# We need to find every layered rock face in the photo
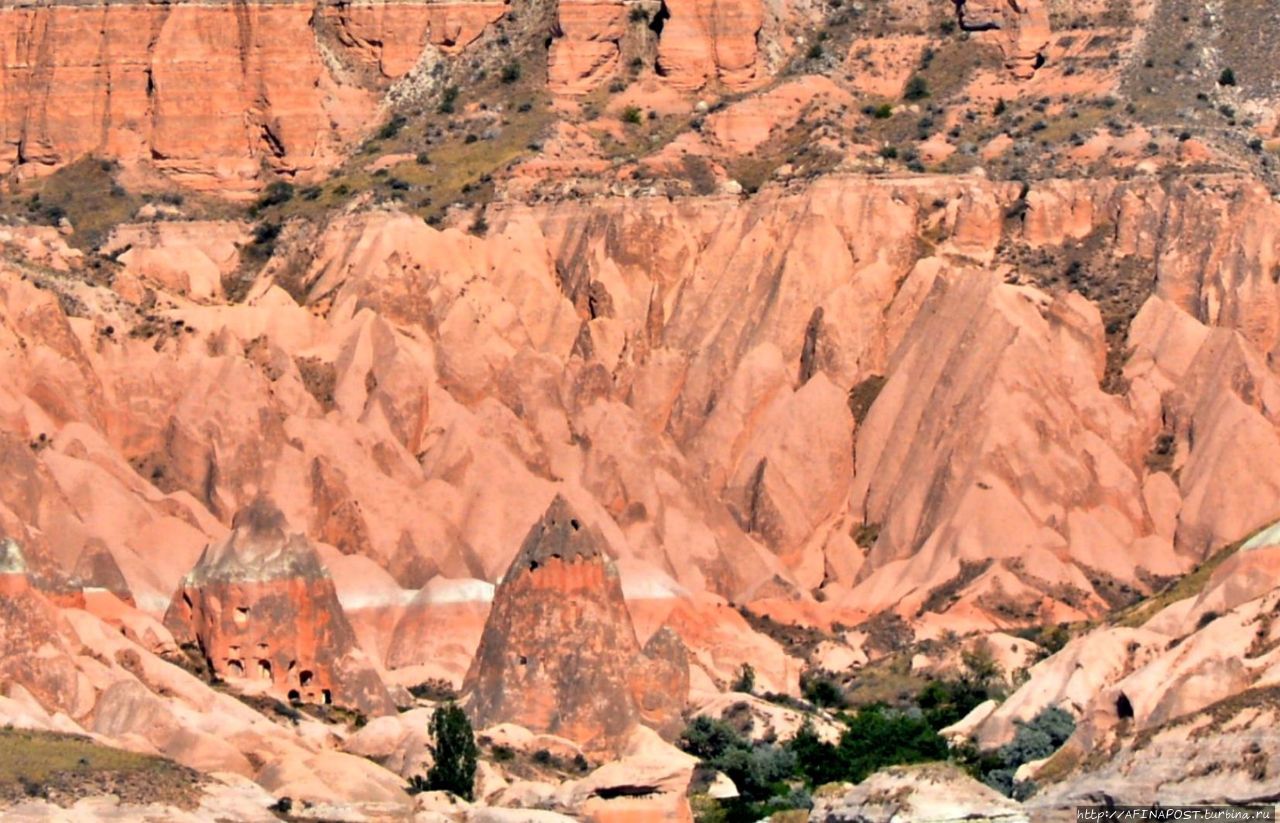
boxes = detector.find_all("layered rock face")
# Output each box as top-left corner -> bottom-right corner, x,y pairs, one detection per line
0,0 -> 509,192
164,498 -> 395,716
548,1 -> 629,95
464,496 -> 689,755
655,0 -> 767,91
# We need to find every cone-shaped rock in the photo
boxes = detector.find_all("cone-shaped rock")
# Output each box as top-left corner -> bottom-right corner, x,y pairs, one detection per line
464,496 -> 687,756
163,497 -> 395,717
0,538 -> 88,715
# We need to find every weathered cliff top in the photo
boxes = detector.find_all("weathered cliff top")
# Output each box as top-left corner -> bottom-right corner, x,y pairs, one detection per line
503,495 -> 609,582
183,498 -> 328,585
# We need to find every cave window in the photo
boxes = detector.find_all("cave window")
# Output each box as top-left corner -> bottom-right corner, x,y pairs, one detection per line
321,689 -> 332,705
570,519 -> 580,531
287,690 -> 300,703
300,670 -> 314,687
257,660 -> 272,681
226,659 -> 245,678
1116,692 -> 1134,720
233,606 -> 249,627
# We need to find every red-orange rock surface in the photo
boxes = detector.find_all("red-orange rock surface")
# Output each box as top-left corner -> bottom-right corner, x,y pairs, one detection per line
464,496 -> 689,755
163,498 -> 395,716
548,1 -> 628,95
655,0 -> 767,91
956,0 -> 1052,79
0,1 -> 509,192
0,538 -> 91,716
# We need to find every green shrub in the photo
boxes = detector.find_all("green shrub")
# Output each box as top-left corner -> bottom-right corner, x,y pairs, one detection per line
879,145 -> 898,159
1218,67 -> 1236,86
439,86 -> 460,114
732,663 -> 756,694
807,43 -> 824,60
377,115 -> 407,140
500,63 -> 522,84
801,673 -> 845,708
680,715 -> 746,761
623,106 -> 644,125
916,678 -> 989,730
903,75 -> 929,100
873,103 -> 894,119
981,706 -> 1075,797
714,742 -> 797,802
836,705 -> 948,783
253,181 -> 294,213
787,720 -> 842,787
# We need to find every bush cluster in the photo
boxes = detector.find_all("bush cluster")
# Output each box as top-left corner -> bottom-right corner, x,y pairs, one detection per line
975,706 -> 1075,798
683,648 -> 1073,814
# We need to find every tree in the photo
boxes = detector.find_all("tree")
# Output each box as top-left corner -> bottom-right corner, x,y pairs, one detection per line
732,662 -> 756,694
425,703 -> 478,800
960,641 -> 1003,690
836,705 -> 947,783
1218,67 -> 1237,86
801,672 -> 845,708
788,719 -> 842,787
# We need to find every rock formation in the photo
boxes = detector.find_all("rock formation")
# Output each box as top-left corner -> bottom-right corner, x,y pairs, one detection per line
548,1 -> 628,95
811,763 -> 1029,822
0,0 -> 509,192
3,0 -> 1280,811
955,0 -> 1051,79
464,496 -> 689,755
965,520 -> 1280,805
655,0 -> 767,91
0,538 -> 90,716
163,498 -> 395,716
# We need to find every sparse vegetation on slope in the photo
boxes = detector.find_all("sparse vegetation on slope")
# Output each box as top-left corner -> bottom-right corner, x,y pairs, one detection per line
0,728 -> 203,808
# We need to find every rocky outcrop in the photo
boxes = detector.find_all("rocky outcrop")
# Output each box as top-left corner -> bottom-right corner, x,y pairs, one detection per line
810,763 -> 1028,822
548,1 -> 628,95
655,0 -> 766,91
318,0 -> 507,75
955,0 -> 1051,79
163,498 -> 395,716
972,520 -> 1280,804
464,496 -> 689,755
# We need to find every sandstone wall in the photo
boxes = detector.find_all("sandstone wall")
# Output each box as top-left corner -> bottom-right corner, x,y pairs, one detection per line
0,0 -> 505,193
